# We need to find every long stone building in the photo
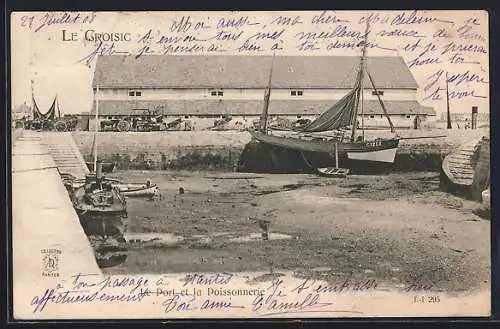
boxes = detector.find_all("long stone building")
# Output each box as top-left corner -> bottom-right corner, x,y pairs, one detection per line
90,55 -> 436,130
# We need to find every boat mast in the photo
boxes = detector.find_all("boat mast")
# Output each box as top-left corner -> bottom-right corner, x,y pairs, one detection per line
360,22 -> 369,143
445,71 -> 452,129
56,94 -> 61,118
368,71 -> 395,133
30,79 -> 35,119
93,85 -> 99,172
260,53 -> 275,134
351,22 -> 369,143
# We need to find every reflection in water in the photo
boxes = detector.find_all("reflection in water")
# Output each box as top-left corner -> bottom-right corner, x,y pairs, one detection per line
96,251 -> 128,268
89,235 -> 129,269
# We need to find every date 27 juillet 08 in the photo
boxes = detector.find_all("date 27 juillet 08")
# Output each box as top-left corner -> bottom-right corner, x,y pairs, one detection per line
413,295 -> 441,304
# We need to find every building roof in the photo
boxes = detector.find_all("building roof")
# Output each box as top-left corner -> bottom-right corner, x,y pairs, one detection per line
93,55 -> 419,89
92,99 -> 435,116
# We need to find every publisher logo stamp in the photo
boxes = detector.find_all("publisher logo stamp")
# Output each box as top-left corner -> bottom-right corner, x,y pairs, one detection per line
41,248 -> 61,277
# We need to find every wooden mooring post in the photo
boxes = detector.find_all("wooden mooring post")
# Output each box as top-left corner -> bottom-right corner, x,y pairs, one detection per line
472,106 -> 478,130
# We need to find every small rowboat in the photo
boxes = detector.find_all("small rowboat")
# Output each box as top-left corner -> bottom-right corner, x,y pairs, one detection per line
61,174 -> 159,198
316,167 -> 349,178
117,183 -> 160,197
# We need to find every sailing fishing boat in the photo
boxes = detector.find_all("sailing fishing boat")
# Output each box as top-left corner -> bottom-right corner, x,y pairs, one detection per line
65,85 -> 128,267
29,80 -> 58,130
249,24 -> 400,165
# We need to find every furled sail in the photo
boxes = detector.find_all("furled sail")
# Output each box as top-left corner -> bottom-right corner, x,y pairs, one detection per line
44,97 -> 58,120
32,96 -> 43,120
301,75 -> 362,133
32,96 -> 58,120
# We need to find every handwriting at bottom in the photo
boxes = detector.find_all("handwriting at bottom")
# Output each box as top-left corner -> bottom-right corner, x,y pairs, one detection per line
30,286 -> 151,313
251,278 -> 337,316
162,294 -> 244,313
252,292 -> 334,316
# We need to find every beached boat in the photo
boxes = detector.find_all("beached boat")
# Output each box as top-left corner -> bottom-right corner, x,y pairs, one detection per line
440,136 -> 490,201
250,130 -> 400,164
69,168 -> 128,237
250,23 -> 400,167
66,163 -> 128,268
316,167 -> 350,178
70,86 -> 128,268
115,182 -> 160,197
62,174 -> 159,198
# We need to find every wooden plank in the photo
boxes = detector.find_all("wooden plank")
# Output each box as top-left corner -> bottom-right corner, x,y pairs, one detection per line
449,164 -> 473,168
450,169 -> 474,174
452,154 -> 474,159
449,161 -> 473,166
453,172 -> 474,178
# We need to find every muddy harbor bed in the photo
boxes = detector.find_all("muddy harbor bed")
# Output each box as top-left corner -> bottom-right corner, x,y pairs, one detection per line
102,170 -> 490,293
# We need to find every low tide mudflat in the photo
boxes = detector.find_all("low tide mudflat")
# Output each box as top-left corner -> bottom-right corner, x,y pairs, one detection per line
103,170 -> 490,293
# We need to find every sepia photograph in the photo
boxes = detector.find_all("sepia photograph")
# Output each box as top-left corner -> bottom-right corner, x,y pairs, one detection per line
10,10 -> 490,319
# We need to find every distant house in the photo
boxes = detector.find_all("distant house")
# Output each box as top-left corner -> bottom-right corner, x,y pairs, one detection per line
12,102 -> 32,121
439,112 -> 489,122
91,55 -> 436,130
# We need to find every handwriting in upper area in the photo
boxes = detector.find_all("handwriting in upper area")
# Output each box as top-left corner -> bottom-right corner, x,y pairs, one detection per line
20,12 -> 97,33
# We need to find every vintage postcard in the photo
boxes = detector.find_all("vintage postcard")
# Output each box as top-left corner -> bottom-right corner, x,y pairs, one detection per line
10,10 -> 490,319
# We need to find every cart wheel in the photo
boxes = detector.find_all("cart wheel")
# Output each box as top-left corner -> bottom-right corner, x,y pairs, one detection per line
15,121 -> 25,129
117,120 -> 130,132
55,120 -> 67,132
43,121 -> 53,131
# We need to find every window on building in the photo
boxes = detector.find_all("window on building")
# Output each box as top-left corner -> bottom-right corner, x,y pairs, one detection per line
129,90 -> 142,97
210,89 -> 223,97
297,115 -> 302,119
291,90 -> 304,96
406,115 -> 412,119
184,115 -> 189,119
369,115 -> 375,119
372,90 -> 384,96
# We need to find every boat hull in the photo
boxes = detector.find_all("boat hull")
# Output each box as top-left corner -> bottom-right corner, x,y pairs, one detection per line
316,167 -> 349,177
347,145 -> 398,163
117,184 -> 160,197
75,209 -> 127,237
70,187 -> 128,268
249,130 -> 400,164
64,179 -> 159,198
